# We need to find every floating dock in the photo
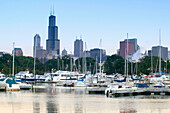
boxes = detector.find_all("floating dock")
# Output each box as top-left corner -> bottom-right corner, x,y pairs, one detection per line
88,88 -> 106,94
88,88 -> 170,97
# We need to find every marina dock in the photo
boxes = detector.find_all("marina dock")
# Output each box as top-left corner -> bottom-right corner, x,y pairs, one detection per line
88,87 -> 170,97
88,88 -> 106,94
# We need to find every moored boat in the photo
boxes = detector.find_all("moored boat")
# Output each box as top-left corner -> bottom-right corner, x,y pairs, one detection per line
0,78 -> 20,91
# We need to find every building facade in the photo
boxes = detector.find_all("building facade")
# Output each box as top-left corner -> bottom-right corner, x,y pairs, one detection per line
13,48 -> 23,56
83,50 -> 91,57
168,51 -> 170,60
62,49 -> 67,56
74,39 -> 83,58
120,41 -> 135,59
124,38 -> 138,52
148,50 -> 152,56
33,34 -> 47,63
152,46 -> 168,61
46,14 -> 60,56
89,48 -> 106,63
33,34 -> 42,57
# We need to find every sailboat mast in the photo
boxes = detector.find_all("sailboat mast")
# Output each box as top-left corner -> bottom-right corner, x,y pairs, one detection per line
70,56 -> 72,72
82,56 -> 84,73
12,42 -> 15,77
159,29 -> 161,75
127,33 -> 129,78
34,36 -> 37,81
78,59 -> 80,72
57,58 -> 59,70
99,39 -> 102,75
96,56 -> 98,74
151,50 -> 153,73
131,62 -> 133,75
124,47 -> 126,76
85,42 -> 87,74
136,62 -> 138,75
62,58 -> 64,71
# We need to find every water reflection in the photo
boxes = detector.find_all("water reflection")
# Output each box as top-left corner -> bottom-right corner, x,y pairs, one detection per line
46,88 -> 59,113
0,84 -> 170,113
33,102 -> 40,113
46,100 -> 59,113
74,95 -> 83,113
120,109 -> 137,113
118,98 -> 136,112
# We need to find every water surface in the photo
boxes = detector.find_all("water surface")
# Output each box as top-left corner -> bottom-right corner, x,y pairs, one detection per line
0,84 -> 170,113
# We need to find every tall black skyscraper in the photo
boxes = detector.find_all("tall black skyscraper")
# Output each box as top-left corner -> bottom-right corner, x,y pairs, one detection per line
46,14 -> 60,55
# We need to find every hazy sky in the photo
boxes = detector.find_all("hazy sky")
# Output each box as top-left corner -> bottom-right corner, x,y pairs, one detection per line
0,0 -> 170,56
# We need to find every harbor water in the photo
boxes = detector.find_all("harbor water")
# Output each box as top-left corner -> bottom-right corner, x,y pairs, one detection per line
0,84 -> 170,113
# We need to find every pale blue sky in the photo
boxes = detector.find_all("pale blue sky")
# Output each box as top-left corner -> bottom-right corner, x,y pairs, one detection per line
0,0 -> 170,56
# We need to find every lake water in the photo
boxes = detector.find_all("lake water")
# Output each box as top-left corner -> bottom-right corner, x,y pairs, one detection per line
0,84 -> 170,113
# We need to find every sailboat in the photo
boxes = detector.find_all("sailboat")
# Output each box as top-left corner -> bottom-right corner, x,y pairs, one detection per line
1,43 -> 20,91
114,76 -> 126,82
114,34 -> 129,83
131,50 -> 142,81
105,33 -> 139,97
153,30 -> 165,88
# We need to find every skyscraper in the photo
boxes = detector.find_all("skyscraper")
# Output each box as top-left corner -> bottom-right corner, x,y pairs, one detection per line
62,49 -> 67,56
46,14 -> 60,56
33,34 -> 41,57
89,48 -> 106,63
152,46 -> 168,61
74,38 -> 83,58
148,50 -> 152,56
168,51 -> 170,60
13,48 -> 23,56
33,34 -> 47,63
120,41 -> 135,59
119,38 -> 139,59
124,38 -> 138,52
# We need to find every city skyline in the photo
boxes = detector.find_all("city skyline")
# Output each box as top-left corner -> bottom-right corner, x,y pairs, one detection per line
1,0 -> 170,56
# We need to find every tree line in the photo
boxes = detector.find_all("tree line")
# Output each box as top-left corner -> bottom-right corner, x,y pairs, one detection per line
1,54 -> 169,75
104,55 -> 170,75
0,54 -> 98,75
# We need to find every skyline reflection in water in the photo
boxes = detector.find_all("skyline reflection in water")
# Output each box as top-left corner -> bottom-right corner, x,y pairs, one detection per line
0,84 -> 170,113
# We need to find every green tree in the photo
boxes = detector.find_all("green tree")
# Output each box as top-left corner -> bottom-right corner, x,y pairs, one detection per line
104,55 -> 124,74
44,55 -> 73,72
138,56 -> 166,75
75,57 -> 97,74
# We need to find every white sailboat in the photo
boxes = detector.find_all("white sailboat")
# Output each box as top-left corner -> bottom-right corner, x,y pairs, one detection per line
153,30 -> 165,88
105,33 -> 138,96
14,43 -> 32,89
1,43 -> 20,91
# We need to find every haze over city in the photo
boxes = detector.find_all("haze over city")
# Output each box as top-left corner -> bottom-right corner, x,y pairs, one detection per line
1,0 -> 170,56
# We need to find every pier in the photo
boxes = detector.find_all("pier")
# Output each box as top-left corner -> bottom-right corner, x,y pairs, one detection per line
88,87 -> 170,97
88,88 -> 106,94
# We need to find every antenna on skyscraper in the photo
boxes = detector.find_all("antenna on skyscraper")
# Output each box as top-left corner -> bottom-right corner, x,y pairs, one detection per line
76,36 -> 78,39
80,35 -> 82,40
50,5 -> 52,15
53,5 -> 55,15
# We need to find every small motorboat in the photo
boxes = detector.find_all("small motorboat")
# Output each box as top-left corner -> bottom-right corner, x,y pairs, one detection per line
18,82 -> 32,90
0,78 -> 20,91
153,82 -> 165,88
